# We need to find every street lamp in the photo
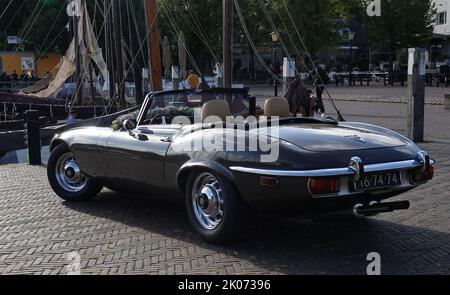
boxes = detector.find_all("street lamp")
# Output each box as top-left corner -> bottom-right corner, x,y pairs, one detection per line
271,31 -> 280,96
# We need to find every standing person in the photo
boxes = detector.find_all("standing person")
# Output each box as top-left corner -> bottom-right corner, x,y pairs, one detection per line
198,78 -> 210,90
187,70 -> 200,90
284,78 -> 311,117
314,66 -> 329,114
67,110 -> 78,125
11,71 -> 18,81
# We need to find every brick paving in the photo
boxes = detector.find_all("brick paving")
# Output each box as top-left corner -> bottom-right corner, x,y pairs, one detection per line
0,100 -> 449,275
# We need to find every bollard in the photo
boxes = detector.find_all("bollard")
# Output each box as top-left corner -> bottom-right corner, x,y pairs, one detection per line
214,63 -> 224,88
407,48 -> 425,143
282,57 -> 296,95
171,66 -> 180,90
25,110 -> 41,165
445,93 -> 450,110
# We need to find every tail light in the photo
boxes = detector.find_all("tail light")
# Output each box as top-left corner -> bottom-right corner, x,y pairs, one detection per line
412,165 -> 434,183
308,177 -> 340,195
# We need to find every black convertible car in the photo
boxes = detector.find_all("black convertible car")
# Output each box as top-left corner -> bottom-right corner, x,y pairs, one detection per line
47,88 -> 435,243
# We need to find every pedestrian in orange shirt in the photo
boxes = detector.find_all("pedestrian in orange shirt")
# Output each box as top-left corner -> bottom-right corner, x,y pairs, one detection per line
187,70 -> 200,90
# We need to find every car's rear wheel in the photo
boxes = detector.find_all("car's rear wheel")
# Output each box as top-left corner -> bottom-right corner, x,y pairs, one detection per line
185,170 -> 249,244
47,144 -> 103,202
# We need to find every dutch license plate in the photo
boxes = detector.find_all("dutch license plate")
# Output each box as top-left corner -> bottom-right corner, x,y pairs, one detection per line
354,171 -> 402,191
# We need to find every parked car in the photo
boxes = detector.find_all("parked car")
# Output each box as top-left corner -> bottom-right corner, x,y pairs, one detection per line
47,88 -> 435,244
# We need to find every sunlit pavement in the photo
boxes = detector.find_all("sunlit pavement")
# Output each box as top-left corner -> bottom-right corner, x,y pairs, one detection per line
0,99 -> 449,275
251,84 -> 447,105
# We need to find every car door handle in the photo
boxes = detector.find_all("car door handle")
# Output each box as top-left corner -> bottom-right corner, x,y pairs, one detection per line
161,137 -> 172,143
137,134 -> 148,141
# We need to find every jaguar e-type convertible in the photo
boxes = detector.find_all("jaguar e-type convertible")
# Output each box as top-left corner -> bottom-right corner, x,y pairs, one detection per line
47,88 -> 435,244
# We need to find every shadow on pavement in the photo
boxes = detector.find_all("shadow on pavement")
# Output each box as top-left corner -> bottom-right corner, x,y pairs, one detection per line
64,190 -> 450,275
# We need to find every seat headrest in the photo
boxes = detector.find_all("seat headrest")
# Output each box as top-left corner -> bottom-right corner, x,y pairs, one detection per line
264,97 -> 290,117
201,100 -> 231,123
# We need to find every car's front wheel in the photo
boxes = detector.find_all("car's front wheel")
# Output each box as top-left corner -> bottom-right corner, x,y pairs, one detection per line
47,144 -> 103,202
185,170 -> 249,244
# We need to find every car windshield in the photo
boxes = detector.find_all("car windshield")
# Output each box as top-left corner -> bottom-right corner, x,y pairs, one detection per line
141,88 -> 253,125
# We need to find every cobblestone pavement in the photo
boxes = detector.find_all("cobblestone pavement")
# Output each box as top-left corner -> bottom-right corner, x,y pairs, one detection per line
250,84 -> 448,105
0,101 -> 449,275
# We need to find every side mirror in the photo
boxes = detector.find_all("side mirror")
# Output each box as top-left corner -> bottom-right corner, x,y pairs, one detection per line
123,119 -> 137,131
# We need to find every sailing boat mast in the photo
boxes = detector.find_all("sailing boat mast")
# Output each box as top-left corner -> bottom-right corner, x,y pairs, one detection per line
144,0 -> 163,91
126,0 -> 144,105
72,0 -> 83,105
104,0 -> 115,102
112,0 -> 125,108
223,0 -> 233,88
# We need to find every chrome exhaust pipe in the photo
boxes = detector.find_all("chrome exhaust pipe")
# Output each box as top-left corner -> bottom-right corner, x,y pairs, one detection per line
353,203 -> 365,218
353,201 -> 410,217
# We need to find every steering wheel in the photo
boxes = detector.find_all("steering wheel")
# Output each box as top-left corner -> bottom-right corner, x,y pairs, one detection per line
149,112 -> 176,125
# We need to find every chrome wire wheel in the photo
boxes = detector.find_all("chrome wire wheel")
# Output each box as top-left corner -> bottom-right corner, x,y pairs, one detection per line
191,172 -> 225,230
55,152 -> 87,193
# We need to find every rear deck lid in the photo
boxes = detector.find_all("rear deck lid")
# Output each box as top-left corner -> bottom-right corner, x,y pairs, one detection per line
269,124 -> 407,152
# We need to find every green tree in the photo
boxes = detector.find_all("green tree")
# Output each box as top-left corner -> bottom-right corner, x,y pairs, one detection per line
156,0 -> 359,73
0,0 -> 69,54
0,0 -> 33,50
363,0 -> 434,66
24,0 -> 70,55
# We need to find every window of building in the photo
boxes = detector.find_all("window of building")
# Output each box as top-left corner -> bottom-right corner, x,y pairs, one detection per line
338,28 -> 350,40
437,11 -> 447,25
329,53 -> 336,64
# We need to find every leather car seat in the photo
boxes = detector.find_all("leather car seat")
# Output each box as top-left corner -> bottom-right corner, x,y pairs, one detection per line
201,100 -> 231,123
264,97 -> 291,118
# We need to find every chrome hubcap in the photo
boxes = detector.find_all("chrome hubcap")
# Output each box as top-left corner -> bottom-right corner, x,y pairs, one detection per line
192,173 -> 224,230
56,153 -> 87,193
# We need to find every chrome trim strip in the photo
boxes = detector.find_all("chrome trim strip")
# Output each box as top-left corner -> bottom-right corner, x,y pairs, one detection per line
230,166 -> 355,177
230,159 -> 423,178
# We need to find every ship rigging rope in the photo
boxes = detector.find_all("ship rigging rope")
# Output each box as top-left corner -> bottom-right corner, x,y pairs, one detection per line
94,0 -> 113,45
113,0 -> 205,107
91,0 -> 98,34
5,0 -> 50,92
66,0 -> 112,114
257,0 -> 342,118
256,0 -> 301,77
1,0 -> 26,36
0,0 -> 14,20
280,0 -> 343,119
35,26 -> 67,63
128,0 -> 148,67
182,0 -> 222,63
167,0 -> 221,67
36,1 -> 68,60
233,0 -> 286,85
160,0 -> 203,78
104,0 -> 162,115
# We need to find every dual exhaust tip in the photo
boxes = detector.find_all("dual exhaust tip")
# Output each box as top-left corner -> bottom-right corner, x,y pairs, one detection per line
353,200 -> 410,218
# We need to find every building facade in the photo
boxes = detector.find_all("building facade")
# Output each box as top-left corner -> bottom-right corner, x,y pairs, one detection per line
431,0 -> 450,63
0,52 -> 61,79
317,19 -> 374,71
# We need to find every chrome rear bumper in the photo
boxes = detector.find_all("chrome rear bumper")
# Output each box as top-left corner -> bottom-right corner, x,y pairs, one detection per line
230,151 -> 435,178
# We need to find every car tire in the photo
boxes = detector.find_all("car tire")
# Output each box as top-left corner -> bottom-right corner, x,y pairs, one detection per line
185,170 -> 249,244
47,144 -> 103,202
